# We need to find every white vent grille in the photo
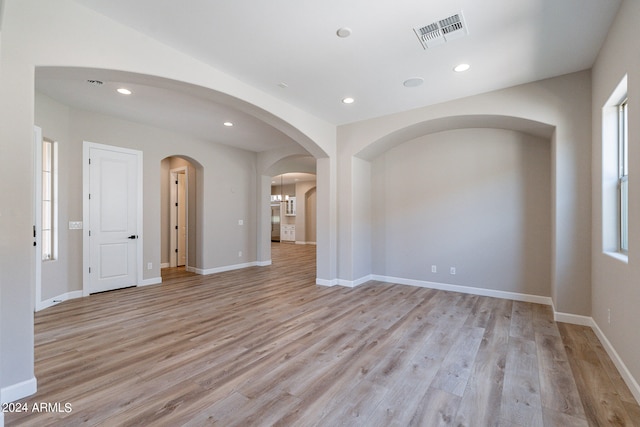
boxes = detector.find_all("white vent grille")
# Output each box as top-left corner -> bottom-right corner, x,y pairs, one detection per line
414,12 -> 468,49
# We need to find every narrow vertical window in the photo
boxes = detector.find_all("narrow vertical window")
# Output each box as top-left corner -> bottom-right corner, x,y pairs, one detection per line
619,99 -> 629,253
42,139 -> 58,261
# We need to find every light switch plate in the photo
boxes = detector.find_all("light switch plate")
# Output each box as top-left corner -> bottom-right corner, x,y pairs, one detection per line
69,221 -> 83,230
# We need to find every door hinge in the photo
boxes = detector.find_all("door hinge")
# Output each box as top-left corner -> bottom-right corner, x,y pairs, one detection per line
89,193 -> 91,200
88,230 -> 91,237
175,202 -> 178,207
89,158 -> 91,165
175,180 -> 178,185
175,248 -> 178,253
33,225 -> 36,238
175,225 -> 178,230
89,267 -> 91,273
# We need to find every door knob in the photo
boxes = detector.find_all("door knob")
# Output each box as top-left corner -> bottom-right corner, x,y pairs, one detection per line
128,235 -> 138,239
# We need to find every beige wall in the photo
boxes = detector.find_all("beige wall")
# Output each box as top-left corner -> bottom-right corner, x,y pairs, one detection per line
294,181 -> 316,244
371,128 -> 551,296
591,0 -> 640,394
338,70 -> 592,316
34,92 -> 259,302
34,92 -> 76,301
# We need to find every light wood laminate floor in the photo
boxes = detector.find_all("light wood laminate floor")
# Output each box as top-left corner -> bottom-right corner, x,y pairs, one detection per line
6,243 -> 639,426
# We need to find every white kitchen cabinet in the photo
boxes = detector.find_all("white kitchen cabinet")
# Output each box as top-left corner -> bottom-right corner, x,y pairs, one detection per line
285,197 -> 296,216
281,224 -> 296,241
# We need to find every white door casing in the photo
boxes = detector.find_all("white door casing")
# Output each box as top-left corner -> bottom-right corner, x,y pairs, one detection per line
34,126 -> 43,309
177,172 -> 187,267
83,142 -> 143,295
169,167 -> 187,268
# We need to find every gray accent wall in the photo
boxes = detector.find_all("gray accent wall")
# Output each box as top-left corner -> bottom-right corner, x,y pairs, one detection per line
371,128 -> 551,296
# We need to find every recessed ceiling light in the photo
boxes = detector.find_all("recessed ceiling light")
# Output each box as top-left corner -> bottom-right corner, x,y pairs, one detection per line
223,122 -> 234,127
117,88 -> 132,95
454,63 -> 470,72
342,97 -> 355,104
403,77 -> 424,87
336,27 -> 352,38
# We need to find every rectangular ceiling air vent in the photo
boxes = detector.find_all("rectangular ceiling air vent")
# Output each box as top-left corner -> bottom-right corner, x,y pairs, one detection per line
413,12 -> 468,49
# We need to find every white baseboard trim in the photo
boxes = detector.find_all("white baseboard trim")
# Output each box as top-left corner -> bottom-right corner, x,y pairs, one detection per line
35,290 -> 83,312
369,275 -> 553,306
590,319 -> 640,404
160,262 -> 170,269
138,277 -> 162,287
257,260 -> 272,267
316,278 -> 337,287
1,377 -> 37,403
190,261 -> 260,276
337,275 -> 373,288
295,241 -> 317,245
554,311 -> 593,326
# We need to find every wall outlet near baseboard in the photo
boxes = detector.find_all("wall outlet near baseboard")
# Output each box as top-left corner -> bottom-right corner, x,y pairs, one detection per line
431,265 -> 437,273
450,267 -> 456,275
147,262 -> 152,270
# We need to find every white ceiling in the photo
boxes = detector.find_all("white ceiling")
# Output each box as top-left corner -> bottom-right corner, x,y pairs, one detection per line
38,0 -> 621,153
35,67 -> 297,153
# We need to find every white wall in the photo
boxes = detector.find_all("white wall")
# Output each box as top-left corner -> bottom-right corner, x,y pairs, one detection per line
591,0 -> 640,396
371,128 -> 551,296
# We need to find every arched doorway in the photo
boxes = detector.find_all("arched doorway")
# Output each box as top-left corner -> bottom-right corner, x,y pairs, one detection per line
160,156 -> 200,271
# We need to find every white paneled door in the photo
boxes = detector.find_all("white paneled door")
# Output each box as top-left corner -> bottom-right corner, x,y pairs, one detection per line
86,143 -> 142,294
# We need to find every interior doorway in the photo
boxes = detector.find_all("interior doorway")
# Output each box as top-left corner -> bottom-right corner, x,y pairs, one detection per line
270,172 -> 317,247
170,167 -> 187,267
161,156 -> 200,271
83,141 -> 143,295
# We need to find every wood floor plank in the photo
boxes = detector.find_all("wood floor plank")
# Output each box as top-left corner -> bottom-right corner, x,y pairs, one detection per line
535,332 -> 586,419
454,297 -> 511,427
500,336 -> 544,427
5,243 -> 638,426
558,322 -> 639,427
406,387 -> 461,427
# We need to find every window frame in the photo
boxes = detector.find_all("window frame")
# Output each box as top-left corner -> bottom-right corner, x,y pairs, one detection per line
41,138 -> 58,261
618,99 -> 628,254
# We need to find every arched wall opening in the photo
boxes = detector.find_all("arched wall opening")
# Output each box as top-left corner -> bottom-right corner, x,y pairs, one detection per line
340,114 -> 557,301
258,155 -> 318,265
160,155 -> 204,271
369,127 -> 552,297
4,1 -> 340,402
34,66 -> 336,283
